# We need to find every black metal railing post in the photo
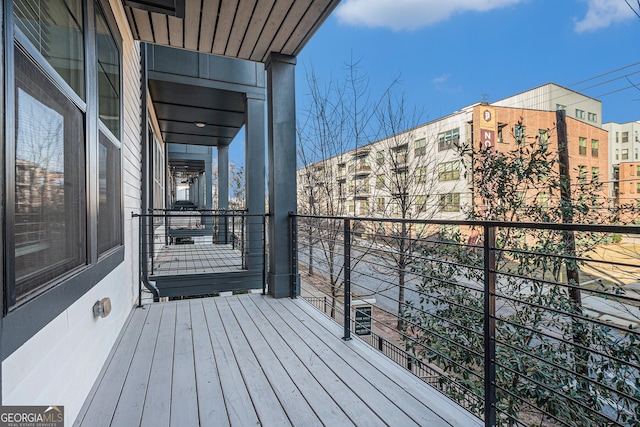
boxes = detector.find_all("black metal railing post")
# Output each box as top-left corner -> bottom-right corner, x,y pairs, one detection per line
290,214 -> 298,298
343,218 -> 352,341
483,224 -> 497,427
137,213 -> 143,307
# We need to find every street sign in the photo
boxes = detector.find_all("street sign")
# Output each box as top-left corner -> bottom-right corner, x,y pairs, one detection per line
354,306 -> 372,336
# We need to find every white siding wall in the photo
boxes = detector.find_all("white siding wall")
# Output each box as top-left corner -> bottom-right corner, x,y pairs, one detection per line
1,1 -> 142,423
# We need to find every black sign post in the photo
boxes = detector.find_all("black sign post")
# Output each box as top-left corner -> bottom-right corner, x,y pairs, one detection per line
354,306 -> 372,336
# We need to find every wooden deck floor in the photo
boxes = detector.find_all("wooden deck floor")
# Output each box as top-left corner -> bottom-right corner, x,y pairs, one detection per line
152,243 -> 244,275
74,294 -> 482,427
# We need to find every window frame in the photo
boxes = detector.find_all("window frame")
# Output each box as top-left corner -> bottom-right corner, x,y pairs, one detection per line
3,0 -> 124,352
414,138 -> 426,156
438,160 -> 460,182
439,193 -> 460,212
578,137 -> 587,155
591,139 -> 599,157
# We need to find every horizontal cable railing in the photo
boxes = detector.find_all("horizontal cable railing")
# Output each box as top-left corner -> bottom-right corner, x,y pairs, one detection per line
293,214 -> 640,427
134,210 -> 267,300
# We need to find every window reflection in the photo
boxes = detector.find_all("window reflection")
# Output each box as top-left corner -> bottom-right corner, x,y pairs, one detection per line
14,0 -> 85,98
14,48 -> 86,299
96,1 -> 120,136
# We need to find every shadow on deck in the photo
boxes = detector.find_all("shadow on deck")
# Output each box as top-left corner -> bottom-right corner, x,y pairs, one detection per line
74,294 -> 481,426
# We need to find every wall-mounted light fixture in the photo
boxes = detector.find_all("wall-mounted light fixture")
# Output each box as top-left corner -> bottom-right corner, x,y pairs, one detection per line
93,297 -> 112,318
194,122 -> 206,128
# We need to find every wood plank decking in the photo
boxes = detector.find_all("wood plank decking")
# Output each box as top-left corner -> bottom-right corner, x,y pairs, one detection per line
74,294 -> 482,427
152,243 -> 244,276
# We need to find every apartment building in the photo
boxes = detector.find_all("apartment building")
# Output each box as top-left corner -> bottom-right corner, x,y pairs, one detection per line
299,83 -> 611,221
603,121 -> 640,208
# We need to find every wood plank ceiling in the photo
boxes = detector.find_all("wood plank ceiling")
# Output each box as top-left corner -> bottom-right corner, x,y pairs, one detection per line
123,0 -> 340,63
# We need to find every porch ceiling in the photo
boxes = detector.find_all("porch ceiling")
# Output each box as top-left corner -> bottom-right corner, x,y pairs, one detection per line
149,79 -> 245,147
123,0 -> 340,63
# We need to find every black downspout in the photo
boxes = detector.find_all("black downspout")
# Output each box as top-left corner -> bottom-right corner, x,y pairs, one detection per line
140,43 -> 158,302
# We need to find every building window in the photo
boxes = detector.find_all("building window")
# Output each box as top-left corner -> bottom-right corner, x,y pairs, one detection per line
14,0 -> 85,98
637,183 -> 640,194
153,136 -> 164,210
376,197 -> 386,212
616,132 -> 619,143
575,109 -> 585,119
514,124 -> 525,144
415,195 -> 427,213
578,137 -> 587,155
376,151 -> 384,166
437,128 -> 459,151
393,145 -> 408,165
414,138 -> 426,156
439,193 -> 460,212
591,139 -> 599,157
14,47 -> 87,301
578,166 -> 587,183
587,112 -> 597,122
98,133 -> 122,254
538,129 -> 549,148
637,165 -> 640,176
96,1 -> 121,137
622,132 -> 629,143
591,167 -> 599,184
537,193 -> 549,209
358,199 -> 369,214
9,0 -> 123,308
438,161 -> 460,181
376,174 -> 385,189
416,166 -> 427,184
616,149 -> 619,160
348,200 -> 355,214
622,149 -> 629,160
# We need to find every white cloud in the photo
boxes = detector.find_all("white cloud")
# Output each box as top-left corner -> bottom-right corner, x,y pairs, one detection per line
431,74 -> 451,84
574,0 -> 637,32
335,0 -> 525,31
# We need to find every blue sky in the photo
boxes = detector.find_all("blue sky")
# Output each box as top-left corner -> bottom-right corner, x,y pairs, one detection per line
227,0 -> 640,166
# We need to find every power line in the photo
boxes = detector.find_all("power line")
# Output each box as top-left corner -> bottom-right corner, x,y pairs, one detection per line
568,61 -> 640,87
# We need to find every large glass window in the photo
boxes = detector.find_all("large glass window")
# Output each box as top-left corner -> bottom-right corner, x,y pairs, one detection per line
14,0 -> 85,98
96,1 -> 120,137
97,133 -> 121,255
14,47 -> 86,300
438,161 -> 460,181
439,193 -> 460,212
438,128 -> 459,151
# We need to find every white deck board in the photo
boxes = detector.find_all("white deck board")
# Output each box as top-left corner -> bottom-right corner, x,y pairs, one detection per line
75,294 -> 482,427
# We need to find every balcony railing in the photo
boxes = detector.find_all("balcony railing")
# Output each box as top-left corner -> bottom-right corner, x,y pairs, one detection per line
292,214 -> 640,426
135,209 -> 267,300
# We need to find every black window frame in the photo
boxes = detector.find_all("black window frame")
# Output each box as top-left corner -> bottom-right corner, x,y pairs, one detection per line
2,0 -> 124,355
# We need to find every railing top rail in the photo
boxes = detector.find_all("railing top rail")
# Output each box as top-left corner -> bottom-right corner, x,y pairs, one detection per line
291,213 -> 640,234
132,211 -> 266,218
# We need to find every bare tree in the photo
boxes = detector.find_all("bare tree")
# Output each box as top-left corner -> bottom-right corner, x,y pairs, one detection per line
297,58 -> 397,317
229,162 -> 245,209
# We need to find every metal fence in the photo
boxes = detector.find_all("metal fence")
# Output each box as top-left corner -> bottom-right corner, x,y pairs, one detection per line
294,214 -> 640,427
135,210 -> 267,300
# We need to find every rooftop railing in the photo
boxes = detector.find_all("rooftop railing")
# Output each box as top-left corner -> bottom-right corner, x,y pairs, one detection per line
293,214 -> 640,426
